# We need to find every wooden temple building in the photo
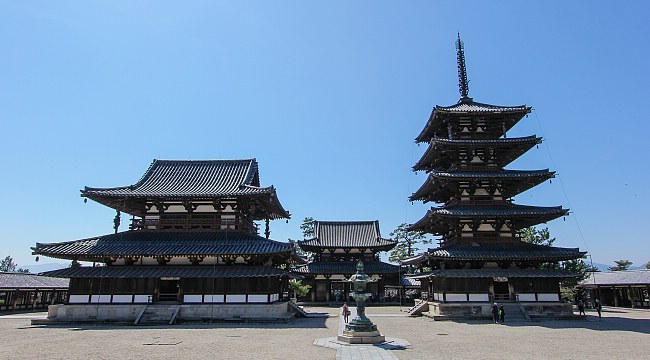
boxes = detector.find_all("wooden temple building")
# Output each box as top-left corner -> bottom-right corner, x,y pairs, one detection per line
403,36 -> 585,318
0,272 -> 68,311
294,221 -> 400,303
32,159 -> 300,323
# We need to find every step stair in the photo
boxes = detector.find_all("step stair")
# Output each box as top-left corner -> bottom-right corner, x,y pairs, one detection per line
407,300 -> 429,317
498,303 -> 530,322
288,301 -> 308,318
134,304 -> 180,325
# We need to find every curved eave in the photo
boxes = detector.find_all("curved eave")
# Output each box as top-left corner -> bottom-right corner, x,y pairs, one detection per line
415,103 -> 532,143
298,240 -> 397,253
409,205 -> 569,233
410,170 -> 555,203
413,136 -> 541,172
401,253 -> 428,266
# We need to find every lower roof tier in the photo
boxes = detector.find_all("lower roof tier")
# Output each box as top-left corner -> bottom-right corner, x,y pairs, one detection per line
40,266 -> 288,279
410,169 -> 555,203
409,268 -> 577,279
401,242 -> 585,265
408,204 -> 568,233
32,231 -> 292,262
292,261 -> 401,275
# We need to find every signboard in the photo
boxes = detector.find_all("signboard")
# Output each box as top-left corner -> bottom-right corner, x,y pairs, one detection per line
493,277 -> 508,282
160,277 -> 180,281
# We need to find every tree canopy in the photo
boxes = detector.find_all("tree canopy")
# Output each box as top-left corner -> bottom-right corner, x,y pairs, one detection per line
300,217 -> 315,238
388,223 -> 431,265
519,226 -> 555,246
646,261 -> 650,270
608,260 -> 633,271
0,256 -> 29,273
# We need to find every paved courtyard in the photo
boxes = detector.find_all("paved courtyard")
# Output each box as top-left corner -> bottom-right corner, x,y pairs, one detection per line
0,306 -> 648,359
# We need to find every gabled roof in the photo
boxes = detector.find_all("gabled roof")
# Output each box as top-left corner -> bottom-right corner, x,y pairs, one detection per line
412,243 -> 584,263
32,231 -> 292,262
410,169 -> 555,203
41,266 -> 288,279
415,100 -> 531,143
81,159 -> 290,218
413,136 -> 541,172
409,268 -> 577,279
292,261 -> 401,275
298,221 -> 397,251
408,204 -> 568,233
580,269 -> 650,287
0,272 -> 69,290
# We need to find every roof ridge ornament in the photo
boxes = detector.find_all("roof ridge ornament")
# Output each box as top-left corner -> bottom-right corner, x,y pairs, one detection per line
456,33 -> 472,103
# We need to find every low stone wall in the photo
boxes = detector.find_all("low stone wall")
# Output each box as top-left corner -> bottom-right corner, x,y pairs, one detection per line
46,302 -> 292,323
428,302 -> 491,317
521,302 -> 573,316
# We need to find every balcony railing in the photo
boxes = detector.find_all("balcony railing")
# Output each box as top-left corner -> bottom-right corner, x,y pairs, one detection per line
129,217 -> 259,233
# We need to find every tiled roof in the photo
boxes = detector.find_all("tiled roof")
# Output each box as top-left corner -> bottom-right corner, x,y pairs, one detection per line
436,101 -> 530,113
580,270 -> 650,287
0,272 -> 69,290
400,276 -> 421,287
413,136 -> 541,172
40,266 -> 288,279
299,221 -> 397,250
32,231 -> 292,261
428,243 -> 584,261
415,100 -> 531,143
82,159 -> 290,218
409,268 -> 577,279
293,261 -> 401,275
410,169 -> 555,202
409,204 -> 567,233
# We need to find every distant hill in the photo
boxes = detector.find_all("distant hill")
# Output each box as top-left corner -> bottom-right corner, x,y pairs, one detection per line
23,262 -> 68,274
592,262 -> 646,272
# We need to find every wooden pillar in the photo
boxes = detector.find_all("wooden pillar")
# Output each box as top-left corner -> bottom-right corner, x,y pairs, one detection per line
613,286 -> 619,307
325,279 -> 331,302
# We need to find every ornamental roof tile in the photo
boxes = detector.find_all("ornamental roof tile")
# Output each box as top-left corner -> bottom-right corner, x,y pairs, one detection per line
0,272 -> 69,290
409,268 -> 577,279
580,269 -> 650,287
292,261 -> 401,275
40,266 -> 288,279
436,101 -> 530,113
299,221 -> 397,250
32,231 -> 291,261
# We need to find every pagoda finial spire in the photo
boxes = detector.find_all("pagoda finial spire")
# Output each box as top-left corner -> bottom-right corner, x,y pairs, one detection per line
456,33 -> 471,102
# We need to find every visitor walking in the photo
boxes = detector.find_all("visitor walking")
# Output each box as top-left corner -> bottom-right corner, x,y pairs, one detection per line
499,304 -> 505,323
491,302 -> 499,324
594,299 -> 602,319
577,299 -> 585,315
342,302 -> 350,323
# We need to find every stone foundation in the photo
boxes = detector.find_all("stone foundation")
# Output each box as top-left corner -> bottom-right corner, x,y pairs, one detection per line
44,302 -> 292,323
427,301 -> 574,318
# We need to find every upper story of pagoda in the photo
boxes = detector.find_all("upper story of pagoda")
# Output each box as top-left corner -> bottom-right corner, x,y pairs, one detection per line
81,159 -> 290,236
298,221 -> 397,263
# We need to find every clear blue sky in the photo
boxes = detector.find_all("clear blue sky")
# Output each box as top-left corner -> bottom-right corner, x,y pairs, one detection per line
1,1 -> 648,269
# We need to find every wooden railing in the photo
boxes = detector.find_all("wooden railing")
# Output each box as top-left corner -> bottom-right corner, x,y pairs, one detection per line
129,217 -> 259,233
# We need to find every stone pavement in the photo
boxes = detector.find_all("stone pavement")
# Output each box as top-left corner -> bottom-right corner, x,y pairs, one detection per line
313,307 -> 410,360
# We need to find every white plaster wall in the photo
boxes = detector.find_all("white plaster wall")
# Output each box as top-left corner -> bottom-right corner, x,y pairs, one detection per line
226,295 -> 246,303
134,295 -> 152,303
537,293 -> 560,302
184,295 -> 203,303
69,295 -> 89,304
270,294 -> 279,302
468,294 -> 489,302
446,294 -> 468,302
90,295 -> 111,303
518,293 -> 536,302
248,295 -> 268,303
112,295 -> 133,303
204,295 -> 225,303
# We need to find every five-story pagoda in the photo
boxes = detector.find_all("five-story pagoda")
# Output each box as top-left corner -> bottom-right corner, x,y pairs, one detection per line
33,159 -> 299,323
404,36 -> 585,318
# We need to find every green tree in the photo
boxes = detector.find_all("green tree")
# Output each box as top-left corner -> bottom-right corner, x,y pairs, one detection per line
0,256 -> 18,272
288,279 -> 311,300
69,259 -> 82,268
287,239 -> 309,259
646,261 -> 650,270
300,217 -> 315,238
608,260 -> 633,271
562,259 -> 596,284
388,223 -> 431,266
519,226 -> 555,246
